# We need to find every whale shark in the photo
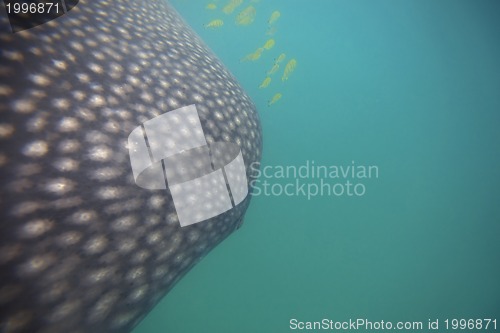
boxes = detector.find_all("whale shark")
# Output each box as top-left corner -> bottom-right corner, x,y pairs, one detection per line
0,1 -> 262,332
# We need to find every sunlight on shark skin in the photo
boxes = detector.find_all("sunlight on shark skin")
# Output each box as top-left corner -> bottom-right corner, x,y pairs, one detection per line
0,1 -> 262,332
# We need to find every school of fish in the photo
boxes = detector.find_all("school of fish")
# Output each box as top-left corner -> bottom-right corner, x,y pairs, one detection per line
202,2 -> 298,107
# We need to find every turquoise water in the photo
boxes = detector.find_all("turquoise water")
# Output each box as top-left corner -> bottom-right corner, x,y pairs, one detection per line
134,1 -> 500,332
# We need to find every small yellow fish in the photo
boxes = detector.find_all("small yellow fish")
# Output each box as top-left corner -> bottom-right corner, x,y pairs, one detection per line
241,47 -> 264,62
263,39 -> 275,50
281,58 -> 297,82
259,77 -> 271,89
204,19 -> 224,29
222,0 -> 243,14
206,3 -> 217,10
267,63 -> 279,75
236,6 -> 256,25
268,93 -> 282,106
268,11 -> 281,25
275,53 -> 286,64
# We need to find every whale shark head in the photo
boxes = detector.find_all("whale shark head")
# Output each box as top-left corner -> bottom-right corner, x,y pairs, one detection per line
0,1 -> 262,332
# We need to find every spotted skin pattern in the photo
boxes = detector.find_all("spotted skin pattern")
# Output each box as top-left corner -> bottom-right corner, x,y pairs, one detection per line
0,1 -> 262,332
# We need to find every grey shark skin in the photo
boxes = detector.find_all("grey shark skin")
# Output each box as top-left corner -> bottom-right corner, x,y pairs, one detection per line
0,1 -> 262,332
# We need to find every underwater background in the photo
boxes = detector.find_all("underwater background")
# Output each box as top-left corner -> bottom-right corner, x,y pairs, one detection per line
134,0 -> 500,332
